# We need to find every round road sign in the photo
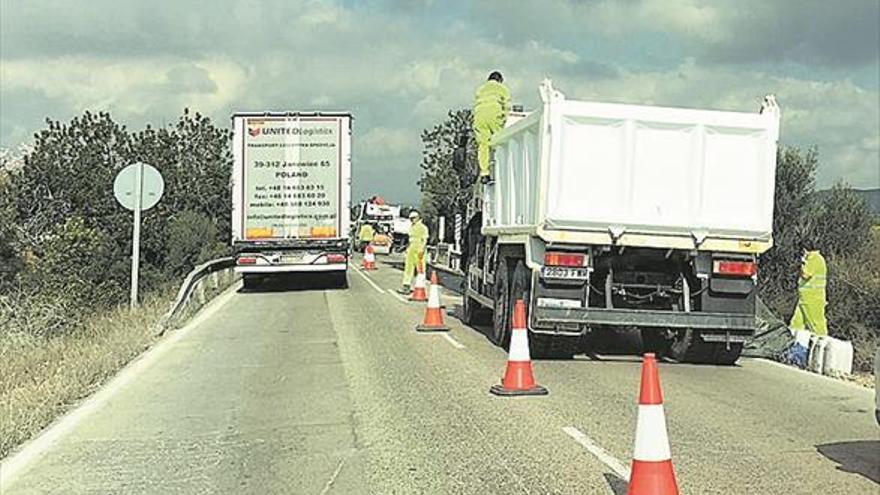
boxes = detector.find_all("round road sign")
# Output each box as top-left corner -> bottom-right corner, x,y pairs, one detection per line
113,162 -> 164,211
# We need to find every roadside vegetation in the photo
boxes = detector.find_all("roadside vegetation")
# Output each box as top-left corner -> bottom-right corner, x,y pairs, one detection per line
419,111 -> 879,371
0,110 -> 232,458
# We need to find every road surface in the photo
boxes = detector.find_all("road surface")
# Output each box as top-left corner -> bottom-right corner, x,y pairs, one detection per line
2,256 -> 877,494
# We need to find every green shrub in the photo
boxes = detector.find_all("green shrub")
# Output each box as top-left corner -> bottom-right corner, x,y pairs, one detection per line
164,210 -> 229,276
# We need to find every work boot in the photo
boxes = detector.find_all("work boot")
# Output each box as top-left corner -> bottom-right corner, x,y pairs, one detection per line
397,285 -> 411,295
480,175 -> 493,185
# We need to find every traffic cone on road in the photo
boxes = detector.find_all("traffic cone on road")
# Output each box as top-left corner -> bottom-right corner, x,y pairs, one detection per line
627,353 -> 679,495
416,271 -> 450,332
490,300 -> 548,396
362,245 -> 377,271
410,258 -> 428,302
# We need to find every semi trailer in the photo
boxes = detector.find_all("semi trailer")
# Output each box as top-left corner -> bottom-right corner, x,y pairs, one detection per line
231,112 -> 352,289
462,81 -> 780,364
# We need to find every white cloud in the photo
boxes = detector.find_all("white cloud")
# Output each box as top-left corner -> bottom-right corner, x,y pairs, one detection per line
1,57 -> 247,119
1,0 -> 877,203
558,62 -> 880,187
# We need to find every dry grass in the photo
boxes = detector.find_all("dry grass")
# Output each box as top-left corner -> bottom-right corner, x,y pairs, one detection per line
0,291 -> 173,458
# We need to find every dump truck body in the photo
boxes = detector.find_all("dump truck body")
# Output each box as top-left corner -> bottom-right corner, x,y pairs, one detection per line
463,81 -> 780,364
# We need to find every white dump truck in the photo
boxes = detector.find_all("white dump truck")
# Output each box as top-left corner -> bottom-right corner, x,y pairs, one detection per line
462,81 -> 780,364
231,112 -> 352,288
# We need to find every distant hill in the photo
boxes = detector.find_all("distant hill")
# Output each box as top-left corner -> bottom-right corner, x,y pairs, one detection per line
853,188 -> 880,216
816,188 -> 880,217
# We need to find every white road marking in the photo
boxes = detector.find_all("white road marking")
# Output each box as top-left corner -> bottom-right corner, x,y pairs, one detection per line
442,333 -> 466,349
562,426 -> 631,481
319,457 -> 347,495
0,281 -> 242,492
348,263 -> 386,295
388,290 -> 409,304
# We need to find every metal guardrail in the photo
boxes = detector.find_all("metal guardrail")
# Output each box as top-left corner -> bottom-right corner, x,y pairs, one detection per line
154,256 -> 238,335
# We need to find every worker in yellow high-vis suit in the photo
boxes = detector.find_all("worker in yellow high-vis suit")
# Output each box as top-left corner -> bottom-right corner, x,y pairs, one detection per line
357,223 -> 375,252
473,71 -> 511,184
789,249 -> 828,335
399,211 -> 429,294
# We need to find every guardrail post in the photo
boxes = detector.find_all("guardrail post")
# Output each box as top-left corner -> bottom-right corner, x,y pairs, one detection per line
196,279 -> 206,304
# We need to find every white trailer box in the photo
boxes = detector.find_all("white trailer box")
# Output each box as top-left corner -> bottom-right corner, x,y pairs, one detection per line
485,81 -> 780,254
231,112 -> 352,284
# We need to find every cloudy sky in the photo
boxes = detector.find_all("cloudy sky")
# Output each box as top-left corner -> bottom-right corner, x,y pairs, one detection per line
1,0 -> 878,204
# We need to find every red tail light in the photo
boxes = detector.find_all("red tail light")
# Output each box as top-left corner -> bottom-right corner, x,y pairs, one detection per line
713,260 -> 757,277
544,252 -> 587,267
237,257 -> 257,265
326,254 -> 346,264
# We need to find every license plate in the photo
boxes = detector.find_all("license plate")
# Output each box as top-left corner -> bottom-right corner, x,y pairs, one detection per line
541,266 -> 589,280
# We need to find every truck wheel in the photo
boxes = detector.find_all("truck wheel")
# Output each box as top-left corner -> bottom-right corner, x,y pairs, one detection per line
531,335 -> 575,360
669,329 -> 743,365
333,271 -> 349,289
242,274 -> 259,291
462,293 -> 490,326
640,329 -> 670,356
492,257 -> 512,349
511,259 -> 575,360
710,343 -> 743,365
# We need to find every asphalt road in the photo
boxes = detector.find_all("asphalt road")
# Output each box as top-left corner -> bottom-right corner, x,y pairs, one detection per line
3,255 -> 878,494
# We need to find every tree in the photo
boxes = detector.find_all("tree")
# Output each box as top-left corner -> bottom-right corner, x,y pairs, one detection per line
418,109 -> 477,242
813,184 -> 874,259
758,146 -> 820,311
757,146 -> 878,370
164,210 -> 228,276
0,171 -> 19,287
3,109 -> 232,310
132,109 -> 232,281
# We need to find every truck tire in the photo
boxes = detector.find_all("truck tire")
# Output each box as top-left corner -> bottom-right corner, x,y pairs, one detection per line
669,329 -> 743,365
511,259 -> 576,360
461,247 -> 491,326
491,257 -> 512,349
531,335 -> 576,360
242,274 -> 259,291
333,271 -> 349,289
640,329 -> 670,356
462,292 -> 490,326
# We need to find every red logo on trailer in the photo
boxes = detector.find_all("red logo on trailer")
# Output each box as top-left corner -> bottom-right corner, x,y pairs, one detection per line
248,127 -> 261,137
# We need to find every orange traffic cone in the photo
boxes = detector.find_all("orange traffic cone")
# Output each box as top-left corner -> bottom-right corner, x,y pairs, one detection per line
416,271 -> 449,332
627,353 -> 679,495
410,257 -> 428,302
490,300 -> 548,396
362,245 -> 377,270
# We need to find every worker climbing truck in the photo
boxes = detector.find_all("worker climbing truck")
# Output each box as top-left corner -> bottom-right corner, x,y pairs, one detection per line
462,81 -> 780,364
232,112 -> 352,289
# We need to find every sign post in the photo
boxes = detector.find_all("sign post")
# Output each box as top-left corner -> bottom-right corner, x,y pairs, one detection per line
114,162 -> 164,310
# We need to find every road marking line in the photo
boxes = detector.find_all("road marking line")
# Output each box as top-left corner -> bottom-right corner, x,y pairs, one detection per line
0,281 -> 242,492
348,263 -> 386,295
442,333 -> 466,349
319,457 -> 347,495
562,426 -> 631,481
388,290 -> 409,304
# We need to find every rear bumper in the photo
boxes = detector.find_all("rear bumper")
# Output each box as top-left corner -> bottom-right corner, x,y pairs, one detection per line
236,263 -> 347,273
532,306 -> 755,335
